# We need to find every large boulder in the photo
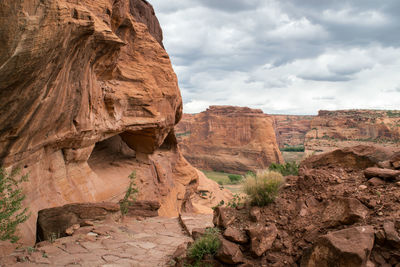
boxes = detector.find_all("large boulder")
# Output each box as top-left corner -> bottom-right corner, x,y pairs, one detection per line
301,226 -> 375,267
247,223 -> 278,257
322,198 -> 368,227
216,237 -> 244,265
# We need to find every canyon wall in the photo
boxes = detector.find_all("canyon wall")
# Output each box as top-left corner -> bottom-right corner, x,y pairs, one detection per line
272,115 -> 314,149
175,106 -> 283,174
305,110 -> 400,154
0,0 -> 220,245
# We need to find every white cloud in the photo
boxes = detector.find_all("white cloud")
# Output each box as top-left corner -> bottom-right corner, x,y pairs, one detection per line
151,0 -> 400,115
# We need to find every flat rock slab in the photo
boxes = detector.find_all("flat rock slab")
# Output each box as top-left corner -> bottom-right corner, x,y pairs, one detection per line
4,217 -> 192,266
179,213 -> 214,236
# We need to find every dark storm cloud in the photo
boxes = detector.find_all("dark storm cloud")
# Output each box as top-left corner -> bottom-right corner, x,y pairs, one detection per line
151,1 -> 400,114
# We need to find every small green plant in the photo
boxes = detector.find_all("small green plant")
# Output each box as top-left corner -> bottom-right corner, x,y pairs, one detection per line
0,167 -> 30,243
243,170 -> 285,206
269,162 -> 299,176
120,171 -> 139,216
49,232 -> 60,243
211,200 -> 224,210
227,174 -> 242,183
187,228 -> 221,265
226,194 -> 244,208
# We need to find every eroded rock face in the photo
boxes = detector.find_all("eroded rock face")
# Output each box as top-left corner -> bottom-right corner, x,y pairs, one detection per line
272,115 -> 314,149
0,0 -> 203,244
175,106 -> 283,173
305,110 -> 400,154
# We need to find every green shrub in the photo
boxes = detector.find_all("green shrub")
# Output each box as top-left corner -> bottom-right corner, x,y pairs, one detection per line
227,174 -> 242,183
269,162 -> 299,176
226,193 -> 244,208
0,168 -> 30,243
188,228 -> 221,263
280,145 -> 305,152
243,170 -> 285,206
120,171 -> 138,216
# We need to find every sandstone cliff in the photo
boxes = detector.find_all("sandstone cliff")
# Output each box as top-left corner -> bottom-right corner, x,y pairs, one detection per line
0,0 -> 228,245
272,115 -> 314,149
305,110 -> 400,154
175,106 -> 283,174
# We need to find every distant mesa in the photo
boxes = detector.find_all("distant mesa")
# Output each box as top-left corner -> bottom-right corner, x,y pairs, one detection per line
175,105 -> 284,174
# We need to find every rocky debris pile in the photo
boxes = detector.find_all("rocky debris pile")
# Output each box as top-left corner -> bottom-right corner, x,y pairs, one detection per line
177,145 -> 400,266
175,106 -> 283,174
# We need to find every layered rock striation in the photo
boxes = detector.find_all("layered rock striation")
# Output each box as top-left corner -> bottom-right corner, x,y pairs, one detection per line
272,115 -> 314,149
175,106 -> 283,173
305,110 -> 400,154
0,0 -> 228,245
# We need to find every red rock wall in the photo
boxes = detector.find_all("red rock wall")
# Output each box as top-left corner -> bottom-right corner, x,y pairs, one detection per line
0,0 -> 203,245
175,106 -> 284,174
272,115 -> 314,148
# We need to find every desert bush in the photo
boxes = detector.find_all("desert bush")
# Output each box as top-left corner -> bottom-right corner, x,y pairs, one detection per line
280,145 -> 305,152
243,170 -> 285,206
0,167 -> 30,243
269,162 -> 299,176
226,193 -> 245,208
120,171 -> 138,216
227,174 -> 242,183
188,228 -> 221,263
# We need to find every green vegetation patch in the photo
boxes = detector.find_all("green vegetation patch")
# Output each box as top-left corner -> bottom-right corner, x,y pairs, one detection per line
201,170 -> 242,185
243,170 -> 285,206
269,162 -> 299,176
280,145 -> 305,152
187,228 -> 221,264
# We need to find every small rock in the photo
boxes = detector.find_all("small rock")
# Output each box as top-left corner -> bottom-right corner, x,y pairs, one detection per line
223,226 -> 248,244
172,243 -> 187,261
358,185 -> 368,190
375,229 -> 386,245
81,220 -> 94,227
213,207 -> 235,228
378,212 -> 384,216
396,181 -> 400,187
249,206 -> 261,222
322,197 -> 368,226
368,177 -> 385,186
247,223 -> 278,257
216,238 -> 244,264
392,160 -> 400,169
191,228 -> 206,240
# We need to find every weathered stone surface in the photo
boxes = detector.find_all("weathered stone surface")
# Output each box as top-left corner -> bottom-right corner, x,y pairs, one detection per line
368,177 -> 385,186
124,200 -> 160,218
0,0 -> 222,245
383,221 -> 400,248
364,167 -> 400,181
272,115 -> 314,149
175,106 -> 283,173
301,145 -> 397,170
213,207 -> 235,228
304,110 -> 400,154
179,213 -> 213,237
216,237 -> 244,264
223,226 -> 248,244
0,241 -> 17,257
301,226 -> 375,267
322,198 -> 368,227
37,202 -> 120,241
249,206 -> 261,222
247,223 -> 278,257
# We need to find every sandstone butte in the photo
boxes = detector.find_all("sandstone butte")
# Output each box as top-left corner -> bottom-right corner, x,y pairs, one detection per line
272,115 -> 314,149
0,0 -> 230,245
175,106 -> 284,174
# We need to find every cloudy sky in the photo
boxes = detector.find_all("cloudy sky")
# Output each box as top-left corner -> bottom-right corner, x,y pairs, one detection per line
151,1 -> 400,115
